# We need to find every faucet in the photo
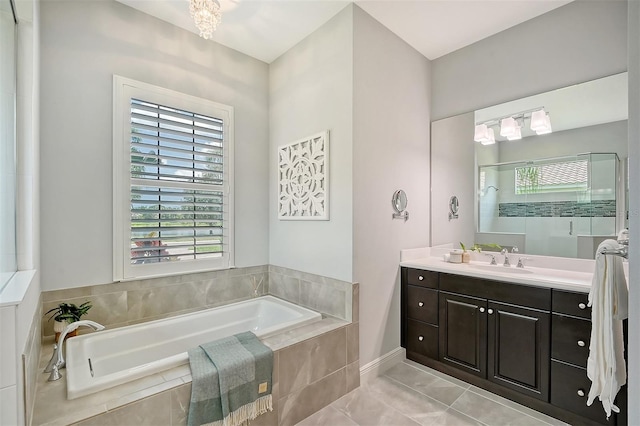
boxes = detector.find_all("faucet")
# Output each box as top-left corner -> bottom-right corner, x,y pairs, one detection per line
501,248 -> 511,267
45,320 -> 105,381
485,253 -> 497,265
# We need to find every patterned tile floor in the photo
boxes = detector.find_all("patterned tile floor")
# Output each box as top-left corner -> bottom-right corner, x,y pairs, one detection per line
296,361 -> 570,426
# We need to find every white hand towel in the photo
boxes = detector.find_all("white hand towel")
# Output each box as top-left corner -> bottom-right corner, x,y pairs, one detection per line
586,239 -> 628,419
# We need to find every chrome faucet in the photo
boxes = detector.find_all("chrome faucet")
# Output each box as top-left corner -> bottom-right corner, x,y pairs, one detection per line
485,253 -> 497,265
45,320 -> 105,381
501,248 -> 511,267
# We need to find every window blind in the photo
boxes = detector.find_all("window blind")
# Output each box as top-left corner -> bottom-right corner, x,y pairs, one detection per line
129,98 -> 225,264
516,160 -> 588,194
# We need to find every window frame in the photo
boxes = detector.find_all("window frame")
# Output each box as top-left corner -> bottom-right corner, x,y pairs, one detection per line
113,75 -> 234,281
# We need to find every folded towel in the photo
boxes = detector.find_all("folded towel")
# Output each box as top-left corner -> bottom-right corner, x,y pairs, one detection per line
586,239 -> 628,419
188,332 -> 273,426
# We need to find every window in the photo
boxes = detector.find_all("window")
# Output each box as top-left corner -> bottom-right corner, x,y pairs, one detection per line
113,76 -> 233,281
515,160 -> 588,194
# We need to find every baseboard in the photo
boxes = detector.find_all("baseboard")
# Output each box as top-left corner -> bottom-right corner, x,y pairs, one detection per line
359,347 -> 406,383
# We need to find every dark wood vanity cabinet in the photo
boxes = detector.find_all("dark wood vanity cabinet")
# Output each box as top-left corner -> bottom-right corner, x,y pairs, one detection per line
550,289 -> 620,425
487,301 -> 549,401
439,292 -> 487,376
401,268 -> 625,426
437,278 -> 550,401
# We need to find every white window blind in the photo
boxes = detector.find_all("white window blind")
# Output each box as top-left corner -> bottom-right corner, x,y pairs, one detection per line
114,77 -> 233,280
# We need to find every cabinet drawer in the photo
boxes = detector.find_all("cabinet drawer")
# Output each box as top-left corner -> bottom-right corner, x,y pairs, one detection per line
406,319 -> 438,359
551,314 -> 590,368
406,269 -> 438,289
407,286 -> 438,324
550,360 -> 614,425
552,290 -> 591,319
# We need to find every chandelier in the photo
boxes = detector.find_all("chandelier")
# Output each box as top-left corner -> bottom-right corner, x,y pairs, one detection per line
189,0 -> 222,40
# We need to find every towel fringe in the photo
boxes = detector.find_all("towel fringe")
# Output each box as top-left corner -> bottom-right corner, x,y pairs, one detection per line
204,394 -> 273,426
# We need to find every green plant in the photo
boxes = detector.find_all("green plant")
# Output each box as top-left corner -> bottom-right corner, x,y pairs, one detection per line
45,302 -> 92,323
460,242 -> 502,253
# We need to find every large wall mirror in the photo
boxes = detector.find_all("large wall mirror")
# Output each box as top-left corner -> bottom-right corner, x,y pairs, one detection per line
431,72 -> 628,259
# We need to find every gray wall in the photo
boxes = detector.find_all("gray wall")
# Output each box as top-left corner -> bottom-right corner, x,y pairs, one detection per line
431,0 -> 628,120
430,113 -> 476,247
498,121 -> 628,163
352,6 -> 431,366
627,0 -> 639,422
269,6 -> 354,282
40,0 -> 270,291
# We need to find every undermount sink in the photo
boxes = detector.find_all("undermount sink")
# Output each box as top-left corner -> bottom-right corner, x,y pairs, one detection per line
468,263 -> 534,275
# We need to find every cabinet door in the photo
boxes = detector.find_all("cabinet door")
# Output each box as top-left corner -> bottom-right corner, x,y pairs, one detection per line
439,291 -> 487,377
487,301 -> 550,401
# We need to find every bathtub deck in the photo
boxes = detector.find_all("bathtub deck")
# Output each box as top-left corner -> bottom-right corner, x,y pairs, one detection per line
32,316 -> 349,426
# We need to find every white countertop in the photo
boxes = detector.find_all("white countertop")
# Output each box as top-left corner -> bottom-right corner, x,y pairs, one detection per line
400,255 -> 599,293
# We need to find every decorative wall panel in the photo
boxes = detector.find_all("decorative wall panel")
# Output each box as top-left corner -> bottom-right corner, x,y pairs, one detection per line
278,131 -> 329,220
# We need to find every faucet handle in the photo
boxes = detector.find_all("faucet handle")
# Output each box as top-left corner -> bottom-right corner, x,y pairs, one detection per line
517,257 -> 532,268
511,246 -> 519,253
500,248 -> 508,256
484,253 -> 497,265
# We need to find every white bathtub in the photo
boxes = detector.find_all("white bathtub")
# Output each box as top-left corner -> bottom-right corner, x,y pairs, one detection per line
65,296 -> 321,399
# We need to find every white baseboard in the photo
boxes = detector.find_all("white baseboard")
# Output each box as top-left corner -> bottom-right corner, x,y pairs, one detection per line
359,347 -> 406,383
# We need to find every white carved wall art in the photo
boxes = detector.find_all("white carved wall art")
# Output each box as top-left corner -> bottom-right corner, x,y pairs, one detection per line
278,131 -> 329,220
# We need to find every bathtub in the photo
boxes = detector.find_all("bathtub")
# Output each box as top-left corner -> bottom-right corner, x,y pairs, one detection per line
65,296 -> 321,399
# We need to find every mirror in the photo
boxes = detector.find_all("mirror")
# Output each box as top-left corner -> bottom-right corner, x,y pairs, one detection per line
431,73 -> 628,259
449,196 -> 459,220
392,190 -> 409,221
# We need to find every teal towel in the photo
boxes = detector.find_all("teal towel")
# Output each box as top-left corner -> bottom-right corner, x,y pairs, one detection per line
187,332 -> 273,426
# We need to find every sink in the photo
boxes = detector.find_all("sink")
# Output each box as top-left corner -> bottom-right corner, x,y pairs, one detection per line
468,264 -> 534,275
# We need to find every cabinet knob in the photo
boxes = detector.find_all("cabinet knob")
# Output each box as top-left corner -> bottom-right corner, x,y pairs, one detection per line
577,389 -> 585,397
488,309 -> 494,315
418,275 -> 424,281
418,336 -> 424,341
578,303 -> 587,310
418,302 -> 424,307
577,340 -> 586,347
479,307 -> 485,313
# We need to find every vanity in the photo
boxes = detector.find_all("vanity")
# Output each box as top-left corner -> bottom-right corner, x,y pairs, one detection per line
400,253 -> 627,426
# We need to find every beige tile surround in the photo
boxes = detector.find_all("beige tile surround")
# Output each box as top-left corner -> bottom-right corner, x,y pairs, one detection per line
32,266 -> 359,426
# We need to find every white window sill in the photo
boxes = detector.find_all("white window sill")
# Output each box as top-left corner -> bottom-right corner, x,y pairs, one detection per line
0,270 -> 36,307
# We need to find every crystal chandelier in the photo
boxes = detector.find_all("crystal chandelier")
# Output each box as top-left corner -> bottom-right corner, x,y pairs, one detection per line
189,0 -> 222,40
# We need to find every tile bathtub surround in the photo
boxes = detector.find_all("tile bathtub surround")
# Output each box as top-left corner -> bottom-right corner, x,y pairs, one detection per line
31,317 -> 359,426
40,265 -> 270,339
41,265 -> 356,339
269,265 -> 354,321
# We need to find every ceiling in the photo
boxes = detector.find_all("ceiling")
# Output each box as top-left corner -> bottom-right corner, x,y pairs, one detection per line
115,0 -> 573,64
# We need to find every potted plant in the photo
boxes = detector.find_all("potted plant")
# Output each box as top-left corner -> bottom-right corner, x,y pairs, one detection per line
45,301 -> 92,343
460,242 -> 502,263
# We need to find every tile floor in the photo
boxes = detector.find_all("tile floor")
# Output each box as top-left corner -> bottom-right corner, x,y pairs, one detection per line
297,361 -> 569,426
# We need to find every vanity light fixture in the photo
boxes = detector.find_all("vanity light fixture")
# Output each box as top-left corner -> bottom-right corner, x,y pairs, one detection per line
474,124 -> 496,145
507,120 -> 522,141
189,0 -> 222,40
530,109 -> 553,135
476,107 -> 552,143
500,117 -> 518,138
